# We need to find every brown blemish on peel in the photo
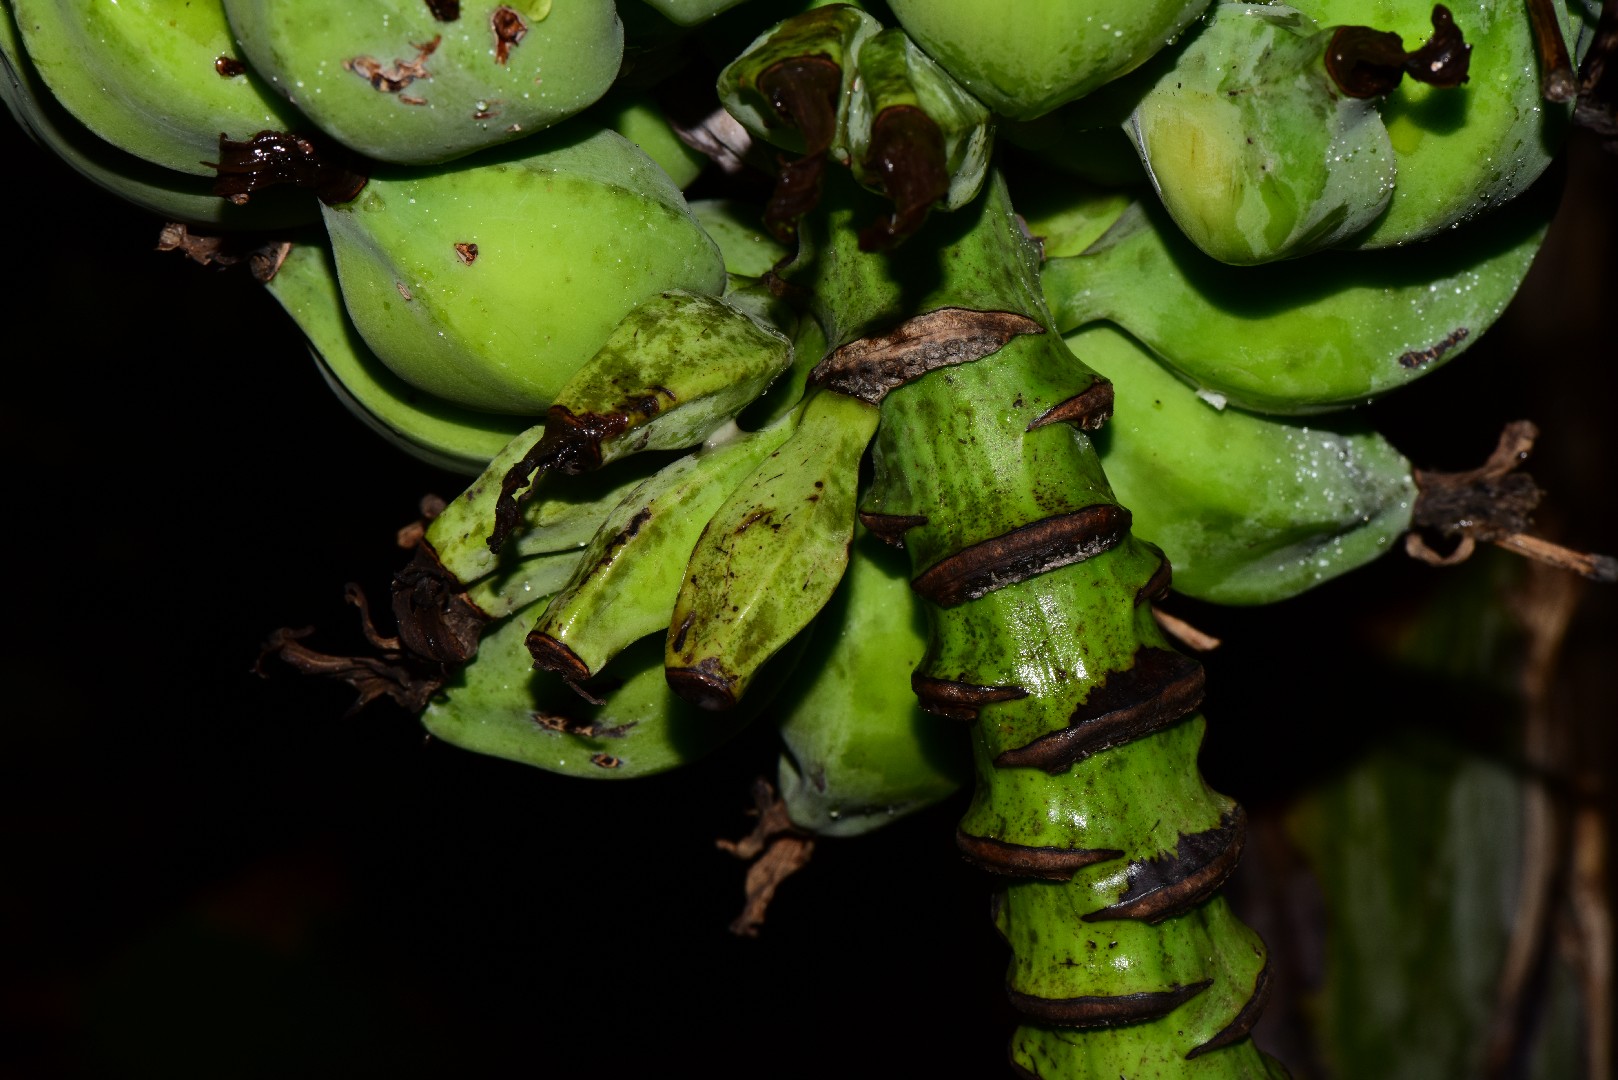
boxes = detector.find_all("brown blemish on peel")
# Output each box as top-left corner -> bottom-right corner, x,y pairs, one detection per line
532,713 -> 635,739
454,242 -> 479,264
210,131 -> 368,206
1006,980 -> 1212,1029
912,674 -> 1028,721
955,831 -> 1123,880
857,105 -> 950,251
425,0 -> 461,20
1028,380 -> 1114,432
488,406 -> 632,553
811,308 -> 1045,405
755,55 -> 843,241
345,36 -> 440,94
1326,4 -> 1471,98
390,544 -> 491,665
1398,326 -> 1468,368
215,56 -> 246,77
911,504 -> 1130,607
994,647 -> 1205,772
492,7 -> 528,65
590,753 -> 622,769
1081,809 -> 1246,924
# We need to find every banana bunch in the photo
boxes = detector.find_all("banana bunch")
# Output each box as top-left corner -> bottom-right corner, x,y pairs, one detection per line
15,0 -> 1614,1076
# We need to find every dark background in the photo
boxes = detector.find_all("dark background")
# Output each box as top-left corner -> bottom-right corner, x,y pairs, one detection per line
2,112 -> 1613,1077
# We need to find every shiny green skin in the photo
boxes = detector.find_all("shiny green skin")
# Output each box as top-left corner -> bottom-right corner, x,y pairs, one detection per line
223,0 -> 622,165
531,421 -> 794,678
11,0 -> 301,175
320,128 -> 727,415
421,598 -> 776,779
1129,4 -> 1396,264
1075,322 -> 1416,604
265,242 -> 528,475
1043,195 -> 1549,413
1292,0 -> 1582,248
886,0 -> 1210,121
665,387 -> 879,708
0,0 -> 312,226
775,529 -> 969,837
802,171 -> 1279,1076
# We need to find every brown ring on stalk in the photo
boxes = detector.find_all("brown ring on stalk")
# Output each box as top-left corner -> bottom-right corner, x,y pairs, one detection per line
1185,960 -> 1274,1059
911,505 -> 1131,607
993,648 -> 1205,772
1080,809 -> 1246,924
810,308 -> 1045,404
1525,0 -> 1578,102
912,674 -> 1029,720
1006,980 -> 1212,1029
956,832 -> 1123,880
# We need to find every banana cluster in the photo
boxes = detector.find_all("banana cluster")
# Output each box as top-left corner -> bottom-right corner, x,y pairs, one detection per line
11,0 -> 1607,1076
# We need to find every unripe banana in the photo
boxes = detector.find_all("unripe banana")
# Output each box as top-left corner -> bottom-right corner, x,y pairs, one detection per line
637,0 -> 754,28
10,0 -> 302,175
422,594 -> 797,779
223,0 -> 623,165
320,127 -> 728,415
1127,3 -> 1399,264
885,0 -> 1211,121
1074,322 -> 1416,604
665,386 -> 879,710
1291,0 -> 1587,247
486,287 -> 797,553
264,241 -> 528,475
775,529 -> 968,837
0,0 -> 313,227
1042,193 -> 1550,413
528,420 -> 795,684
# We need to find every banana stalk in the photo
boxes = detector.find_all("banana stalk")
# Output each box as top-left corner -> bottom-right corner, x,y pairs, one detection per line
789,167 -> 1284,1077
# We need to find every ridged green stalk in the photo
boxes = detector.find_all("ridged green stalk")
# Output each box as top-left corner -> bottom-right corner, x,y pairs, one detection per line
791,172 -> 1284,1078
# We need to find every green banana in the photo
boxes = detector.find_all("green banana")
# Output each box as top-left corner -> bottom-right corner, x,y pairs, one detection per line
885,0 -> 1210,121
1042,192 -> 1550,413
664,386 -> 879,710
1289,0 -> 1587,247
1127,3 -> 1401,264
320,127 -> 728,415
775,528 -> 968,837
527,419 -> 795,684
264,240 -> 529,475
485,287 -> 796,552
421,591 -> 794,779
1076,322 -> 1417,604
222,0 -> 623,165
0,0 -> 314,227
637,0 -> 754,28
10,0 -> 302,176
